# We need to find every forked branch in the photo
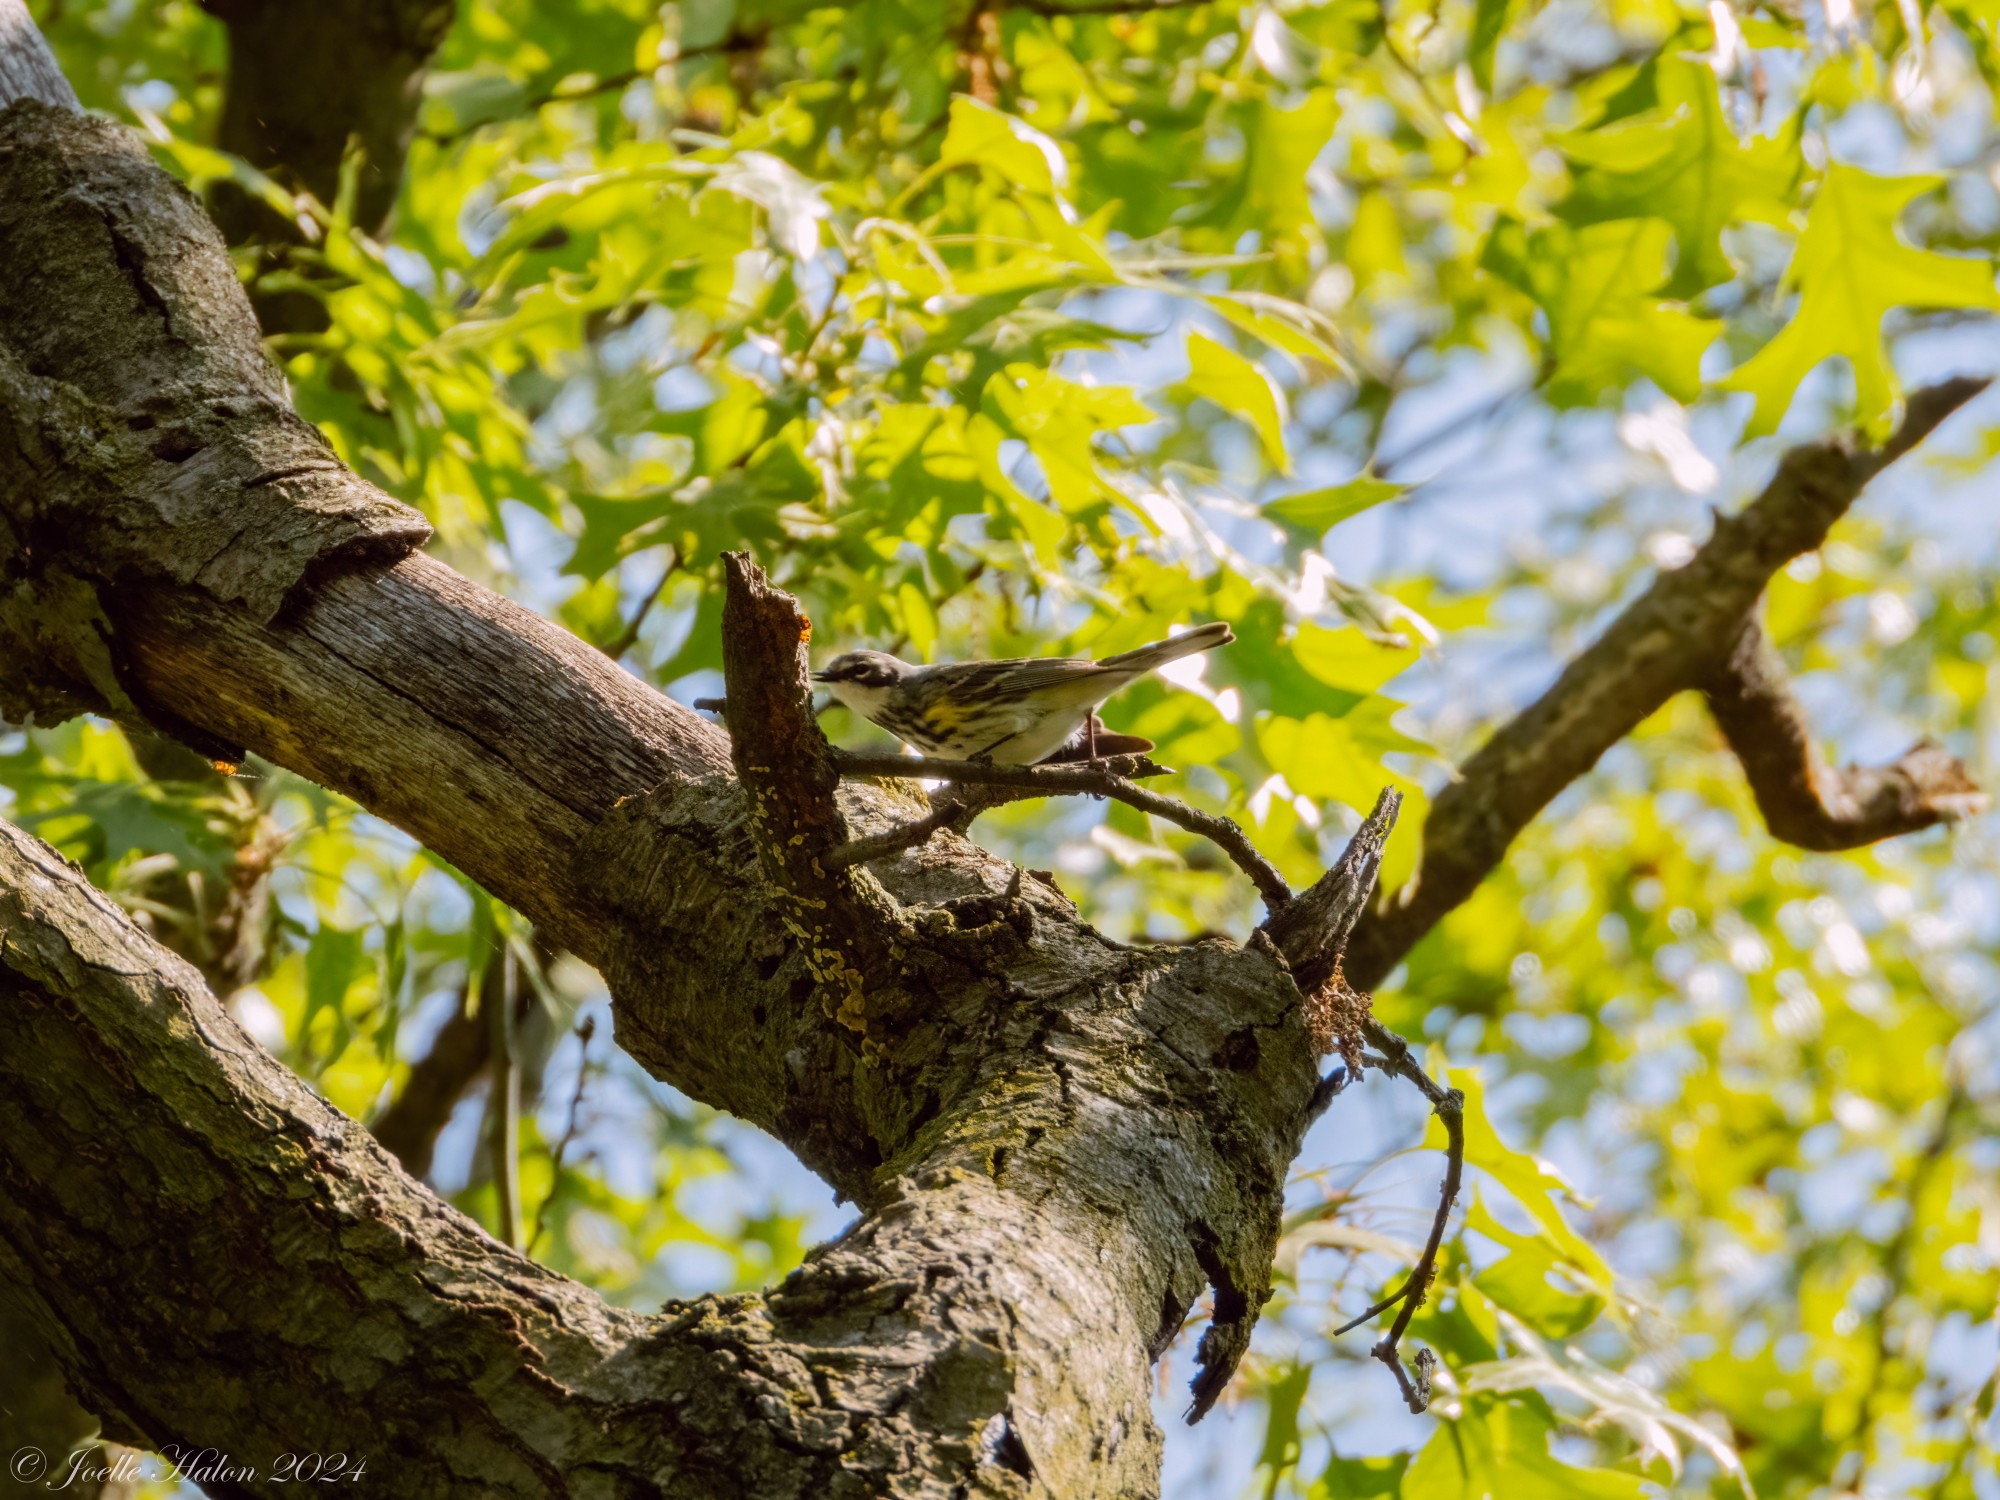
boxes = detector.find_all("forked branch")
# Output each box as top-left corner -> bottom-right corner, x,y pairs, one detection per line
1325,1019 -> 1465,1416
832,750 -> 1295,910
1704,618 -> 1987,849
1343,376 -> 1991,989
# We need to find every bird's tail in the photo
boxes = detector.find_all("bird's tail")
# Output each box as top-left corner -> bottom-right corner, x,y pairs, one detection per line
1094,620 -> 1235,673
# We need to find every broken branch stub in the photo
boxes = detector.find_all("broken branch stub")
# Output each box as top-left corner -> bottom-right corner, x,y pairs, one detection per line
718,552 -> 908,1036
1266,788 -> 1401,995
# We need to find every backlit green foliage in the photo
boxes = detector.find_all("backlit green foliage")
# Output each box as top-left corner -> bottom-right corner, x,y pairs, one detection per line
11,0 -> 2000,1495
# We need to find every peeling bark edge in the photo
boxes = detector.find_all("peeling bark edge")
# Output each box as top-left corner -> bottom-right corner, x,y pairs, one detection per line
0,94 -> 429,733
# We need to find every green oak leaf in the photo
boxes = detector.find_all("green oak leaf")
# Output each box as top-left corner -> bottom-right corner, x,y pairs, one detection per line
1399,1399 -> 1647,1499
1723,164 -> 2000,436
1262,474 -> 1402,538
1310,1451 -> 1409,1499
1560,60 -> 1798,297
939,97 -> 1067,200
1185,331 -> 1288,470
1483,218 -> 1720,405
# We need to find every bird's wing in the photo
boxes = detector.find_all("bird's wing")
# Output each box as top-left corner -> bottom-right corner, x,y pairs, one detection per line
913,656 -> 1093,697
970,656 -> 1146,711
944,625 -> 1234,702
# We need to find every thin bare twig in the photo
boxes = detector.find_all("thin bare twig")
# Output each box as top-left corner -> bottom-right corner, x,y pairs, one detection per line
527,1014 -> 597,1259
822,731 -> 1170,868
1325,1019 -> 1464,1416
833,751 -> 1293,910
486,943 -> 522,1251
1848,1088 -> 1967,1450
599,550 -> 681,662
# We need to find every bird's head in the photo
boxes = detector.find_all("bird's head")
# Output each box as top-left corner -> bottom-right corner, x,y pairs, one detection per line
813,650 -> 909,715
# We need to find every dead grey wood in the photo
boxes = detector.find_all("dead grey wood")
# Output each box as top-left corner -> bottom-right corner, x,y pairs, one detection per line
1265,788 -> 1400,998
0,1 -> 73,112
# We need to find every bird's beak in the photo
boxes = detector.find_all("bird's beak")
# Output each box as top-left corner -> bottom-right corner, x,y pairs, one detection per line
811,670 -> 832,683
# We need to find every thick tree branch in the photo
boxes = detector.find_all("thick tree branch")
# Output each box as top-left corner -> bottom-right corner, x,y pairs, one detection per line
0,23 -> 1338,1477
0,0 -> 71,110
0,15 -> 1559,1485
1344,376 -> 1990,989
0,93 -> 431,738
1703,618 -> 1987,849
6,818 -> 1182,1495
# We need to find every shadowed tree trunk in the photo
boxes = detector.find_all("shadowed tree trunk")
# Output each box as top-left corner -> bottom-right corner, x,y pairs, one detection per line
201,0 -> 452,239
198,0 -> 453,330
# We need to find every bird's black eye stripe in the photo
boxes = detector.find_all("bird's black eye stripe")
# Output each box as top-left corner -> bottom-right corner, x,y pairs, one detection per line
821,659 -> 894,687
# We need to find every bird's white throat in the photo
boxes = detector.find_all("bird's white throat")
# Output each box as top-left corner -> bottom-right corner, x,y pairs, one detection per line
826,678 -> 896,723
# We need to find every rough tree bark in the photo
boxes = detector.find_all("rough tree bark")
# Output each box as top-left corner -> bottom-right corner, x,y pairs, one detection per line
0,7 -> 1982,1495
0,19 -> 1384,1494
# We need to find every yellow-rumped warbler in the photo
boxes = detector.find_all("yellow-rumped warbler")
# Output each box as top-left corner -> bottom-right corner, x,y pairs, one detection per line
815,621 -> 1234,765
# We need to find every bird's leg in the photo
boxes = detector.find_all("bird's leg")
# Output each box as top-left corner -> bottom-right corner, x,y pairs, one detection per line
1085,711 -> 1100,764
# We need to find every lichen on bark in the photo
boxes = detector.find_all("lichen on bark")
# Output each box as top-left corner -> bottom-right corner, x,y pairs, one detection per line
0,99 -> 427,736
